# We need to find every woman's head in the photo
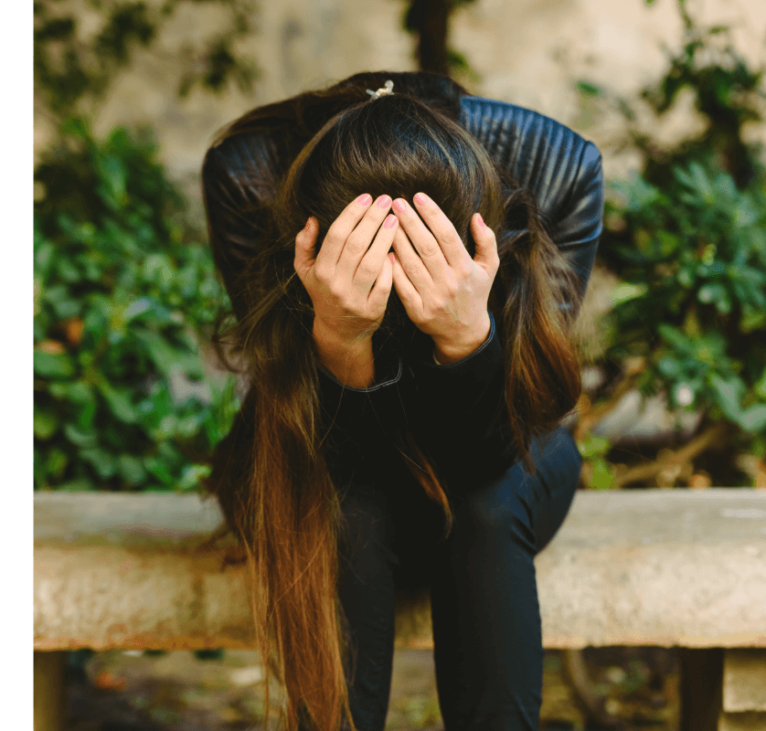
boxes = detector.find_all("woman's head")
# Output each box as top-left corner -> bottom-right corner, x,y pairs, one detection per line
271,91 -> 507,333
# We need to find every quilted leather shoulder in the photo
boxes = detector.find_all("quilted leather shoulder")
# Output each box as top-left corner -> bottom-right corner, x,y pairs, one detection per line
459,95 -> 604,249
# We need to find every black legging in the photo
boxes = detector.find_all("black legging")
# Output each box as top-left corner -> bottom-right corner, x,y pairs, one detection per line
333,425 -> 582,731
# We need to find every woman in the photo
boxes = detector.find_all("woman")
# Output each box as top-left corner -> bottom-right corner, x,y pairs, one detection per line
201,70 -> 604,731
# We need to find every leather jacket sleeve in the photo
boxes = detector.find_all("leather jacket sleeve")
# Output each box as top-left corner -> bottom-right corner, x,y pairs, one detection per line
460,95 -> 604,320
202,133 -> 286,323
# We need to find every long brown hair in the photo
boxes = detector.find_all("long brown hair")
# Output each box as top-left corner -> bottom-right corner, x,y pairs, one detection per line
201,71 -> 582,731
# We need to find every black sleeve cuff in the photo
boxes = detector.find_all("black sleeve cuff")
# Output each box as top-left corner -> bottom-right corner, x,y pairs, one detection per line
407,311 -> 503,414
316,351 -> 403,394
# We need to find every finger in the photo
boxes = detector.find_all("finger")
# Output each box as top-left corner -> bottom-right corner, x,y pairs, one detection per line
391,226 -> 431,292
294,217 -> 318,280
391,250 -> 422,314
412,192 -> 472,270
368,251 -> 394,313
354,212 -> 399,290
319,193 -> 374,268
392,197 -> 449,280
337,195 -> 393,278
471,212 -> 500,273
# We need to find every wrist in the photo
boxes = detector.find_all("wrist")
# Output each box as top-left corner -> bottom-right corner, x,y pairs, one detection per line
312,318 -> 372,351
312,320 -> 375,388
432,314 -> 491,365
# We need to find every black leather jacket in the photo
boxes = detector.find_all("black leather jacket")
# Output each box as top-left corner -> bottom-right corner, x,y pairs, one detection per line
203,95 -> 604,490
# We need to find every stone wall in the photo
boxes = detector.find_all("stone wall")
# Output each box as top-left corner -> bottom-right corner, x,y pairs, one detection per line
34,0 -> 766,192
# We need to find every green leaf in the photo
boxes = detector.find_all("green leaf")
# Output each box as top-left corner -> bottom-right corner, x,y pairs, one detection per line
710,374 -> 744,421
43,285 -> 80,319
657,325 -> 694,356
590,459 -> 617,490
96,380 -> 138,424
577,80 -> 602,97
80,448 -> 118,479
739,310 -> 766,335
677,266 -> 696,288
755,369 -> 766,400
698,283 -> 727,305
34,351 -> 76,379
657,231 -> 681,256
55,257 -> 83,284
96,154 -> 127,205
63,423 -> 98,449
143,254 -> 175,290
44,449 -> 69,481
657,356 -> 683,378
34,407 -> 59,440
123,297 -> 154,322
577,434 -> 611,459
34,239 -> 56,280
154,414 -> 178,440
738,404 -> 766,433
178,464 -> 211,491
144,456 -> 175,485
74,397 -> 98,431
134,328 -> 183,378
612,283 -> 648,306
118,455 -> 146,486
49,381 -> 94,405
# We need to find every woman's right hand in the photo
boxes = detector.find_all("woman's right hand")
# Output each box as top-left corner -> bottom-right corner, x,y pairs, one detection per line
294,193 -> 398,346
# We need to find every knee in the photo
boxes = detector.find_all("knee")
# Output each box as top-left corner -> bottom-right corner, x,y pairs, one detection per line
451,469 -> 537,552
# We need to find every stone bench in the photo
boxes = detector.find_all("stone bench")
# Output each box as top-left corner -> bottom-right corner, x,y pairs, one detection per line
34,489 -> 766,731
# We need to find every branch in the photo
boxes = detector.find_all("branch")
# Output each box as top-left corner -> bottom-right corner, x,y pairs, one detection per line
615,421 -> 730,487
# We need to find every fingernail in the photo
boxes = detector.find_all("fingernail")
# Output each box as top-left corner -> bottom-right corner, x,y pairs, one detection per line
414,193 -> 428,206
392,199 -> 406,213
476,212 -> 485,228
384,214 -> 397,229
357,194 -> 372,206
377,195 -> 391,209
389,252 -> 395,264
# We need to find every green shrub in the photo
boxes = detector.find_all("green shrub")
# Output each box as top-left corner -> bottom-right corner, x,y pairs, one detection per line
604,160 -> 766,463
34,118 -> 240,491
576,1 -> 766,485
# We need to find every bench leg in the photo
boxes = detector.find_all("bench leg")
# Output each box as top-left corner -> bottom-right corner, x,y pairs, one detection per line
34,651 -> 66,731
719,648 -> 766,730
680,647 -> 723,731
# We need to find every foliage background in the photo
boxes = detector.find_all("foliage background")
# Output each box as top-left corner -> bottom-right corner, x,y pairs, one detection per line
573,3 -> 766,489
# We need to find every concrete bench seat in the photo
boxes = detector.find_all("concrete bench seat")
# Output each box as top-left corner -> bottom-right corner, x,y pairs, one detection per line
34,489 -> 766,731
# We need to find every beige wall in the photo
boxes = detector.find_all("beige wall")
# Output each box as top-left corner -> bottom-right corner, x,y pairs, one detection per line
35,0 -> 766,191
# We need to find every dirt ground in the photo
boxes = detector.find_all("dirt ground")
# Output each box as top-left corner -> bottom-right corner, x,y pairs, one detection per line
65,646 -> 679,730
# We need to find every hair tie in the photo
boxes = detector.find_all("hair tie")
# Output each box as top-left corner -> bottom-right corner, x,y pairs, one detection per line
366,80 -> 394,99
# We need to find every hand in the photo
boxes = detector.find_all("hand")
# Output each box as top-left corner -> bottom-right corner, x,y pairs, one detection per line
294,193 -> 399,346
390,193 -> 499,363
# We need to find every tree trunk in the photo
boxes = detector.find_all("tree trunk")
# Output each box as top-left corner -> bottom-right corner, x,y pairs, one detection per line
406,0 -> 451,75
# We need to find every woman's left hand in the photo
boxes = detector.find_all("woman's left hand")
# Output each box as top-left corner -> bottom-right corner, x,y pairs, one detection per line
391,193 -> 500,364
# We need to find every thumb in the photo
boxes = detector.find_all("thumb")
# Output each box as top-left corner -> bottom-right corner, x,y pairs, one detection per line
471,213 -> 498,272
294,217 -> 317,278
